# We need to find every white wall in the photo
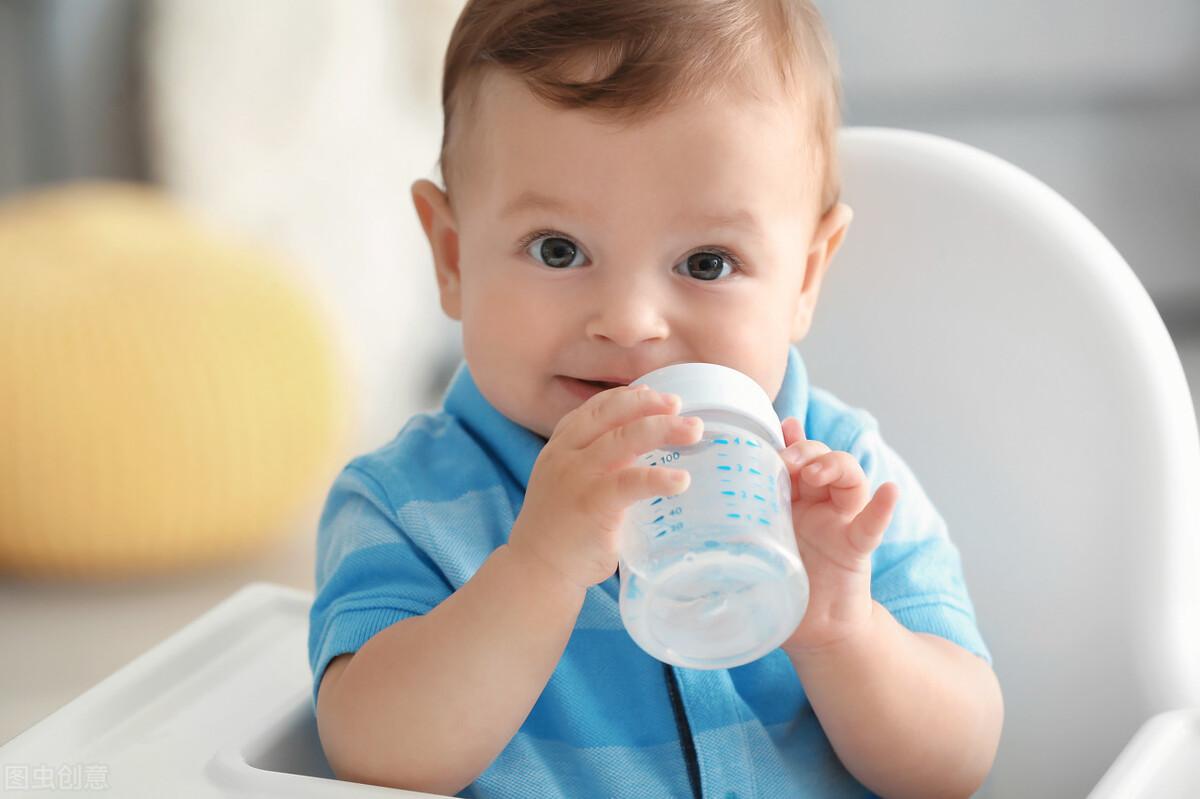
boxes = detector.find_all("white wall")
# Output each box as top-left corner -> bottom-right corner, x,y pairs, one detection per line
817,1 -> 1200,309
145,0 -> 467,454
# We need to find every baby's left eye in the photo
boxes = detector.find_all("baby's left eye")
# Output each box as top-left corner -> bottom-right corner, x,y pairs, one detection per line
676,250 -> 739,281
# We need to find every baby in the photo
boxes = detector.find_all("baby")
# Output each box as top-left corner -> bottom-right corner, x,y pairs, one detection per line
309,1 -> 1004,797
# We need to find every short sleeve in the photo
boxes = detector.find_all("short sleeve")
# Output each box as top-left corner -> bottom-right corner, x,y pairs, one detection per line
847,424 -> 993,665
307,464 -> 454,709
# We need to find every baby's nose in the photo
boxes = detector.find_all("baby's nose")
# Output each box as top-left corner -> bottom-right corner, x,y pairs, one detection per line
585,295 -> 669,347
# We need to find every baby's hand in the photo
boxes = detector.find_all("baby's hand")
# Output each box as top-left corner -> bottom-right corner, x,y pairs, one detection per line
507,385 -> 704,589
777,416 -> 900,655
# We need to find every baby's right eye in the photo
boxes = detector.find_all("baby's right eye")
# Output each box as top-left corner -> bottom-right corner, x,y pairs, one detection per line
525,232 -> 588,269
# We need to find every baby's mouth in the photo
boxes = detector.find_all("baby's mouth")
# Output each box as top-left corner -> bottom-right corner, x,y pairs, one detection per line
560,375 -> 628,392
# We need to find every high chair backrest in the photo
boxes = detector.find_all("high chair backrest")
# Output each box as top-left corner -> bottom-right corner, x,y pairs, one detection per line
802,127 -> 1200,798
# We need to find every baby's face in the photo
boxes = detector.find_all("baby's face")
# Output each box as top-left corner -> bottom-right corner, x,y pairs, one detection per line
414,69 -> 851,440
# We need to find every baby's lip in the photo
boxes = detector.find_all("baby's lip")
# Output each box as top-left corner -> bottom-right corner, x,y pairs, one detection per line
563,375 -> 631,388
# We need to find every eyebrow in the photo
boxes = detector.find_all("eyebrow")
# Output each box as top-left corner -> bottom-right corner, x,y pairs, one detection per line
501,190 -> 766,238
501,190 -> 576,219
686,208 -> 765,238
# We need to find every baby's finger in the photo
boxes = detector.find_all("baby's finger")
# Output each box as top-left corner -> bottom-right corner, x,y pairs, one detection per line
554,384 -> 680,450
598,465 -> 691,511
781,439 -> 831,473
781,416 -> 807,446
846,481 -> 901,556
780,439 -> 831,500
799,451 -> 869,514
782,441 -> 833,504
589,412 -> 703,470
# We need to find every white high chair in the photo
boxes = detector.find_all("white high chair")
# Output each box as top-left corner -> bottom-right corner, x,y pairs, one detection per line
804,127 -> 1200,797
1,127 -> 1197,798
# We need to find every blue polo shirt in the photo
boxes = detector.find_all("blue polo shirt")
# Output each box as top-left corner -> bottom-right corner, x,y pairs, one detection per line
308,344 -> 991,798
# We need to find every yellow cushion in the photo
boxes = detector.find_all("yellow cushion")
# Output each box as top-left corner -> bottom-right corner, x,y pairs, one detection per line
0,182 -> 348,579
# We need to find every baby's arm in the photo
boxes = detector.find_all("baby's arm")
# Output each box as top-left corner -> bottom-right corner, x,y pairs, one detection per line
788,604 -> 1003,799
777,417 -> 1002,798
317,542 -> 586,796
317,384 -> 697,795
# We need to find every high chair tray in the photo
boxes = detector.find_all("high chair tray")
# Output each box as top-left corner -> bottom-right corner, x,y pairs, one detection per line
1089,708 -> 1200,798
14,580 -> 1192,799
0,582 -> 447,798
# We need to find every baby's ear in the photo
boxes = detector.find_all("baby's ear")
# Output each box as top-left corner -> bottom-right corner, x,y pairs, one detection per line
411,179 -> 462,321
791,202 -> 853,341
812,202 -> 853,267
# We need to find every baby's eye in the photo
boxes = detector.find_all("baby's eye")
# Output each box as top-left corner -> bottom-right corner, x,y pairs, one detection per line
675,250 -> 739,281
526,233 -> 587,269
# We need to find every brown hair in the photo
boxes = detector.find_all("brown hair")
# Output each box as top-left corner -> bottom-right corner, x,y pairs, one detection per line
436,0 -> 844,218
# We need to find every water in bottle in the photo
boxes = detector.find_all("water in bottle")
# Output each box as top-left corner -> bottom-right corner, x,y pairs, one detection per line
618,363 -> 809,670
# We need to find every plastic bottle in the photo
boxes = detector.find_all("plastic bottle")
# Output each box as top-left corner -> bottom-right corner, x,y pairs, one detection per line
618,362 -> 809,669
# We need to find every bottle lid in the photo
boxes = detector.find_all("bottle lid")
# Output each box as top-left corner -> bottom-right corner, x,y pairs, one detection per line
629,362 -> 784,450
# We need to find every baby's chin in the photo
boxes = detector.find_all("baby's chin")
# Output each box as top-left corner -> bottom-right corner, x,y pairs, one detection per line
531,401 -> 581,442
530,404 -> 567,441
496,393 -> 558,441
484,373 -> 595,441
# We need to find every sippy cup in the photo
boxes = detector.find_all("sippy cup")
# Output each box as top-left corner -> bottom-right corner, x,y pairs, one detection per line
618,362 -> 809,670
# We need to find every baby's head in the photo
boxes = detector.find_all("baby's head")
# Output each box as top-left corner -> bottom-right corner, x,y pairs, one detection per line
414,0 -> 851,440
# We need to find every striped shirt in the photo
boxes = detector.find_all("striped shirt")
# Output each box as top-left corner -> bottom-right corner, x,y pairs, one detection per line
308,345 -> 991,798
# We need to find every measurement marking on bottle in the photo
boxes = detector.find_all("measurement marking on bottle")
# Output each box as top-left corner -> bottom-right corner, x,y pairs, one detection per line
721,490 -> 735,496
753,494 -> 765,502
717,465 -> 732,471
714,438 -> 729,444
727,513 -> 741,519
758,517 -> 770,525
749,467 -> 762,475
650,498 -> 663,506
653,515 -> 664,524
746,439 -> 759,448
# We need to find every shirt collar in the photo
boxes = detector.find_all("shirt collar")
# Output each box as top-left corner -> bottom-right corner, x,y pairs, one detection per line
443,345 -> 811,492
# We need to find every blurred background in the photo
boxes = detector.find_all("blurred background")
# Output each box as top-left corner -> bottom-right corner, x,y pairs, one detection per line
0,0 -> 1197,752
